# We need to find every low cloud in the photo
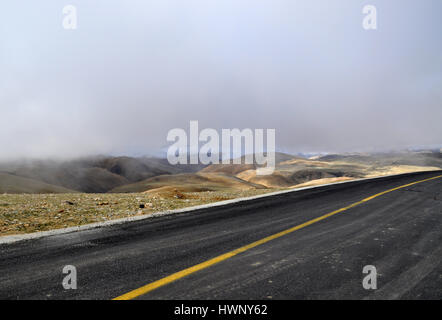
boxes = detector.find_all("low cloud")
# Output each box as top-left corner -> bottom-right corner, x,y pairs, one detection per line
1,0 -> 441,159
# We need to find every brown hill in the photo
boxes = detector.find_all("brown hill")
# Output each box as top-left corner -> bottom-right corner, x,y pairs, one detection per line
0,151 -> 439,194
200,152 -> 300,176
201,163 -> 256,175
94,156 -> 171,182
109,172 -> 266,193
0,172 -> 77,194
0,156 -> 201,193
236,170 -> 292,188
10,165 -> 129,193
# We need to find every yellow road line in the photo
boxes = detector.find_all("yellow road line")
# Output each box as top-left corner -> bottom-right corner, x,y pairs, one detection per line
113,174 -> 442,300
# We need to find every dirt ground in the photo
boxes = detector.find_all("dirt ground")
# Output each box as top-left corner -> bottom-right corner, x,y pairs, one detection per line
0,189 -> 278,236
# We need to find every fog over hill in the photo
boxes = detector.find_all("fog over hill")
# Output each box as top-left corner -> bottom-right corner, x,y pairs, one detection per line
0,151 -> 440,194
1,2 -> 441,194
0,156 -> 196,193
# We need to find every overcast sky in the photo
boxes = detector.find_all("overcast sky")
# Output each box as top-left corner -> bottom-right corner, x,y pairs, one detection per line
1,0 -> 441,159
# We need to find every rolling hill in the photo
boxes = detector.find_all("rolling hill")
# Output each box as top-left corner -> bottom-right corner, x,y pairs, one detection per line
0,156 -> 203,193
0,151 -> 440,194
0,172 -> 77,194
109,172 -> 266,193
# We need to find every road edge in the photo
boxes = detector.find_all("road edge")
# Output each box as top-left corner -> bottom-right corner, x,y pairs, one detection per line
1,170 -> 440,245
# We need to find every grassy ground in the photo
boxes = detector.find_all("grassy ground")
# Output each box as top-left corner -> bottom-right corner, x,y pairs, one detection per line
0,189 -> 279,236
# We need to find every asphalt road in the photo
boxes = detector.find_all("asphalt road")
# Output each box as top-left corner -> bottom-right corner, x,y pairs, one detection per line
1,171 -> 441,300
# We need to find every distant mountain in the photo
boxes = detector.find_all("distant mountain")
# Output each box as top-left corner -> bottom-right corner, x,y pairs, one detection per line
0,151 -> 440,194
0,172 -> 77,194
0,156 -> 203,193
200,152 -> 299,175
201,163 -> 256,175
109,172 -> 266,193
93,157 -> 171,182
317,151 -> 442,168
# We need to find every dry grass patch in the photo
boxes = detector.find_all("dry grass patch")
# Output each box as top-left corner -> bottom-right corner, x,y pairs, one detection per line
0,189 -> 278,236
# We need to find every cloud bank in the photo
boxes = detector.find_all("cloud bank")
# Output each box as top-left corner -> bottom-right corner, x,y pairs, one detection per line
1,0 -> 441,159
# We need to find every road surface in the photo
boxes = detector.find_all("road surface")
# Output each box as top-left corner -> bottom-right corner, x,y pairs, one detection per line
0,171 -> 441,300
